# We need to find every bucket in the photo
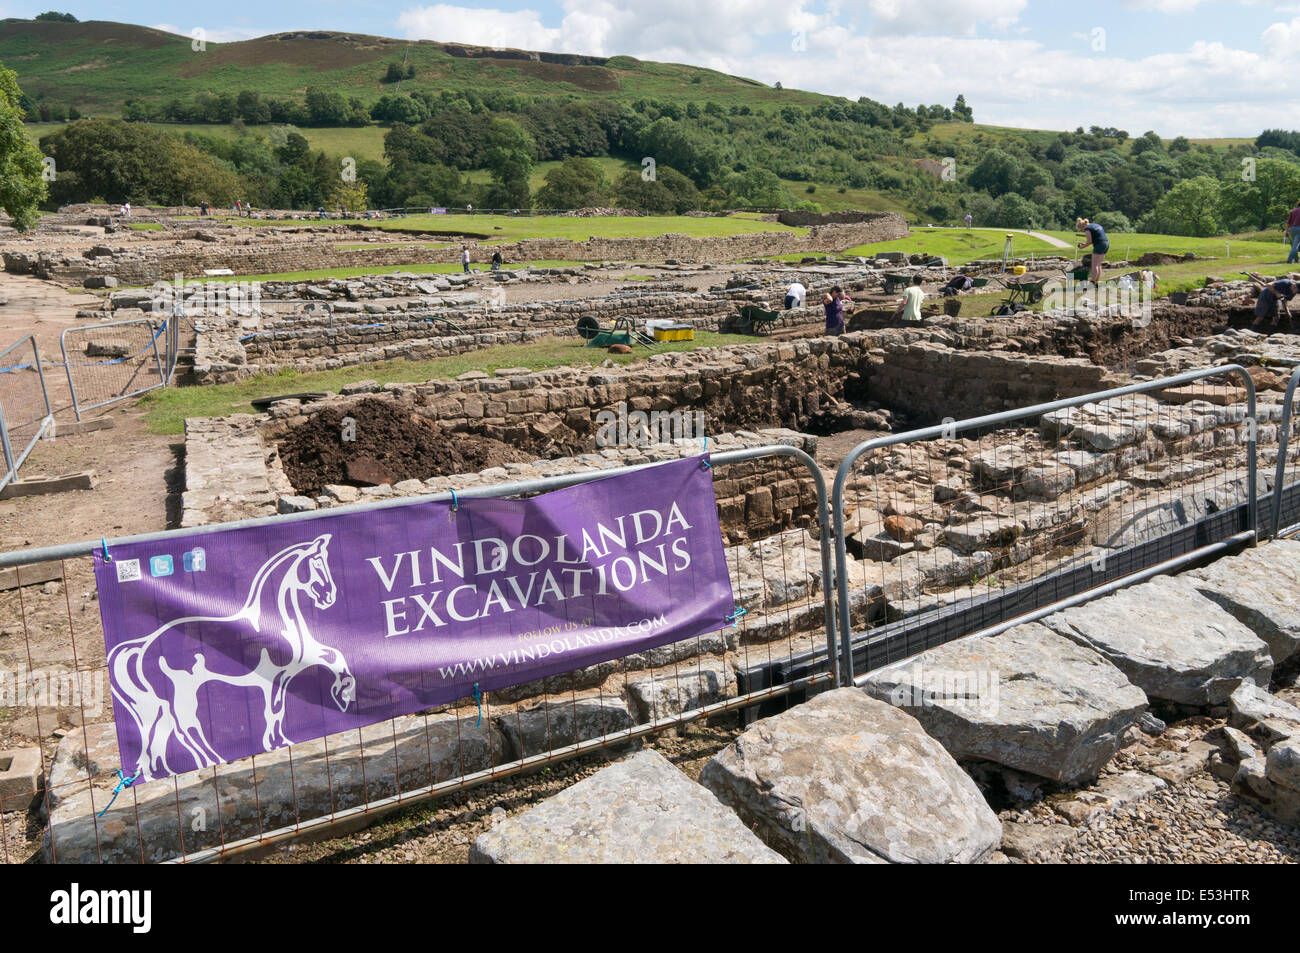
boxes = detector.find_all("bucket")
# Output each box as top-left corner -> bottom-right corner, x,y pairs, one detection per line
1012,265 -> 1027,276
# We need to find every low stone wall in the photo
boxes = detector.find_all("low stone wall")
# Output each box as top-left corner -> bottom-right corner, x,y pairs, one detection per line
6,216 -> 909,285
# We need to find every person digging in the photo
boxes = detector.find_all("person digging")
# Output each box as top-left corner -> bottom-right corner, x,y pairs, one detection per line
1247,272 -> 1299,332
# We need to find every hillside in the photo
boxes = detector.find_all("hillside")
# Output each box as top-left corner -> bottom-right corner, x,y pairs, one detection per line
0,19 -> 825,114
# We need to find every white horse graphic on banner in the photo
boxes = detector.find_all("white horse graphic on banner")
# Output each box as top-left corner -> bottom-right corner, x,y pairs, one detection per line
108,534 -> 355,780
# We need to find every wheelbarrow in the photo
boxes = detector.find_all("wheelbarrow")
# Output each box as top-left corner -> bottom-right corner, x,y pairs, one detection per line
733,304 -> 783,335
991,274 -> 1054,311
576,314 -> 655,348
881,272 -> 915,294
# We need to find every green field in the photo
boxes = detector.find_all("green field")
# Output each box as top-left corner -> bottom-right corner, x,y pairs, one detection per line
140,332 -> 733,433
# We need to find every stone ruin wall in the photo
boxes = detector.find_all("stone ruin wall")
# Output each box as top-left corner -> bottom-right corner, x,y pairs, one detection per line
3,215 -> 909,286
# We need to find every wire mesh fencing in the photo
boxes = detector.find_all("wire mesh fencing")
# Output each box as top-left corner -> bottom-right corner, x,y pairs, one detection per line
1267,364 -> 1300,539
0,336 -> 54,491
831,365 -> 1260,683
60,317 -> 168,421
0,444 -> 838,864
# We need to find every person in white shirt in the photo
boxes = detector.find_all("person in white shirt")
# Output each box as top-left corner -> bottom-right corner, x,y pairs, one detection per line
784,280 -> 807,310
894,275 -> 925,323
461,247 -> 470,273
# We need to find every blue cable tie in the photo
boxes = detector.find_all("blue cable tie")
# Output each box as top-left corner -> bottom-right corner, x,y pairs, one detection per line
449,488 -> 459,511
472,682 -> 482,726
101,537 -> 112,562
725,607 -> 747,628
97,769 -> 139,817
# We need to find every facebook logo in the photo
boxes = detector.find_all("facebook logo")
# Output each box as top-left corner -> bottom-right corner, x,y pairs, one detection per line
182,548 -> 206,572
149,555 -> 174,578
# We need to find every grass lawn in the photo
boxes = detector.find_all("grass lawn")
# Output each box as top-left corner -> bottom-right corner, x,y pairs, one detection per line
844,228 -> 1064,264
141,331 -> 733,433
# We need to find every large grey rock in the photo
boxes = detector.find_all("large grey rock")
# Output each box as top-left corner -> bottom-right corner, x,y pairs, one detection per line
860,624 -> 1147,784
699,688 -> 1001,864
1181,540 -> 1300,664
1228,683 -> 1300,744
469,750 -> 785,864
497,693 -> 634,760
1040,575 -> 1272,706
46,712 -> 504,863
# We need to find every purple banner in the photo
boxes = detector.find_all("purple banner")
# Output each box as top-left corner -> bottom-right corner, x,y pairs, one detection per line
94,455 -> 733,782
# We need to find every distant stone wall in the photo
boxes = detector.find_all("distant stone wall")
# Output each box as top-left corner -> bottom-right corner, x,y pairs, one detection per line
8,216 -> 909,285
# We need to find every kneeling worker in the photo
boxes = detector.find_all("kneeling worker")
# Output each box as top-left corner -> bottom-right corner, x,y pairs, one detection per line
785,279 -> 807,310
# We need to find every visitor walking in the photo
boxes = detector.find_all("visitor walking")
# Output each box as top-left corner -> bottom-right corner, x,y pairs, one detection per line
491,250 -> 503,272
1076,217 -> 1109,284
1287,199 -> 1300,264
964,213 -> 973,228
461,246 -> 471,273
784,279 -> 807,310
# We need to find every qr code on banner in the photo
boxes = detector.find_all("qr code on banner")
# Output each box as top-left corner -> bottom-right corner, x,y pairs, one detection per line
115,558 -> 141,583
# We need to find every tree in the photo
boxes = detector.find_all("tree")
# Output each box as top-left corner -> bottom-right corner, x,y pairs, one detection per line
534,157 -> 607,209
1140,176 -> 1223,236
1090,210 -> 1133,233
968,148 -> 1022,197
383,63 -> 404,84
39,119 -> 242,207
1218,157 -> 1300,231
329,181 -> 369,213
481,117 -> 534,208
612,165 -> 701,213
0,64 -> 48,230
34,11 -> 77,21
953,94 -> 973,122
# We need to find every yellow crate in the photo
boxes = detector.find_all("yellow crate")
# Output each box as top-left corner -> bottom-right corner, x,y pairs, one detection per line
653,326 -> 694,342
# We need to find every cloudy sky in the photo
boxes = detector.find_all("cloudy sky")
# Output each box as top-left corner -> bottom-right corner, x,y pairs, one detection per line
13,0 -> 1300,136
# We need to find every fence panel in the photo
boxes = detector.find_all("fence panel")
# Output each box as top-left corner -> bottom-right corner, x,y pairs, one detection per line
0,336 -> 54,491
1267,365 -> 1300,539
60,317 -> 167,421
831,366 -> 1260,685
0,444 -> 837,864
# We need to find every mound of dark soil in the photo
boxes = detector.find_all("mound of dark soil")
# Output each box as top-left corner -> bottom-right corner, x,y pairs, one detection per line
1136,252 -> 1198,266
278,398 -> 535,495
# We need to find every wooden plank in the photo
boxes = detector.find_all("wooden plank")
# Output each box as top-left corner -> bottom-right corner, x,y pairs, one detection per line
0,562 -> 63,591
0,471 -> 96,500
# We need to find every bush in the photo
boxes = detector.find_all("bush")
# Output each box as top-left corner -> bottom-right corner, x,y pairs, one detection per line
1090,211 -> 1132,233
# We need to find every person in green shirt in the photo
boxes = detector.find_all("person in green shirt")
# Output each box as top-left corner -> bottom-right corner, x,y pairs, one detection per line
895,275 -> 925,323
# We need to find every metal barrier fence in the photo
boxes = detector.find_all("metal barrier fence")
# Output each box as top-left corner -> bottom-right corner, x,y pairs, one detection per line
0,444 -> 837,864
0,336 -> 54,491
1268,364 -> 1300,540
831,365 -> 1259,684
60,317 -> 168,421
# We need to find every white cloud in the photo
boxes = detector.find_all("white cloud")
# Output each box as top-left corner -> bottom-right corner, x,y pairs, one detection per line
395,5 -> 561,50
1262,14 -> 1300,43
859,0 -> 1027,35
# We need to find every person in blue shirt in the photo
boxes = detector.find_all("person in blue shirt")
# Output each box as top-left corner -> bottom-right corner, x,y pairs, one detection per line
1076,217 -> 1109,285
